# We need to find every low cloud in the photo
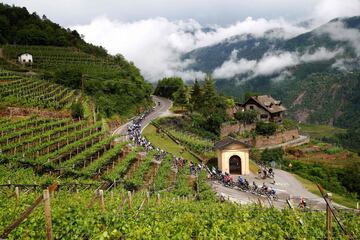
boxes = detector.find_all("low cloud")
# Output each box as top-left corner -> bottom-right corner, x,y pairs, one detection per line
312,0 -> 360,25
212,47 -> 343,80
213,50 -> 257,78
317,21 -> 360,55
72,16 -> 308,81
70,0 -> 360,82
254,52 -> 299,76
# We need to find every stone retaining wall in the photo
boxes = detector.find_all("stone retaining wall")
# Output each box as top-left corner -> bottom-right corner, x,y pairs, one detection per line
220,122 -> 256,138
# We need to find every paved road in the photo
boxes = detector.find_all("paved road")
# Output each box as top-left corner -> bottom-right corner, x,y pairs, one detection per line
211,168 -> 347,210
112,95 -> 173,140
112,96 -> 341,210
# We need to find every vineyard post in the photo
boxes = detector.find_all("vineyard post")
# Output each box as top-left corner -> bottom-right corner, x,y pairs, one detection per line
99,190 -> 105,212
316,184 -> 352,239
128,191 -> 132,209
156,193 -> 161,205
15,187 -> 20,206
146,192 -> 150,204
0,194 -> 43,239
326,193 -> 332,240
43,189 -> 53,240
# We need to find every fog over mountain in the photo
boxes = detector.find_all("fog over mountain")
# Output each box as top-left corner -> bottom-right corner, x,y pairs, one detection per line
4,0 -> 359,81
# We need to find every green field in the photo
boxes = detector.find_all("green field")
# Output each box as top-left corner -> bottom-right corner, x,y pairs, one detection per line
299,123 -> 346,139
142,124 -> 199,162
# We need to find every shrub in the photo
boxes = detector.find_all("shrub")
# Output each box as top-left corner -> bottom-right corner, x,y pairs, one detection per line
261,147 -> 284,163
71,102 -> 84,119
235,110 -> 258,124
283,118 -> 297,130
325,147 -> 343,154
255,121 -> 277,136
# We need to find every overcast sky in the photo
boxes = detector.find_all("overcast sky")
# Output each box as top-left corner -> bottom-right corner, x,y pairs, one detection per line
3,0 -> 360,81
2,0 -> 324,26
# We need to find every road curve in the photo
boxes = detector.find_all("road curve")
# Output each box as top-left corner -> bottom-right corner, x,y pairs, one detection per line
112,96 -> 172,140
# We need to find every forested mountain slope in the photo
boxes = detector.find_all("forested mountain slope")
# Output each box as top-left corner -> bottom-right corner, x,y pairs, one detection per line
184,17 -> 360,151
0,3 -> 152,118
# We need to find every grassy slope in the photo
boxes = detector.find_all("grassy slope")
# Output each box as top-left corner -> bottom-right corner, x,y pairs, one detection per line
294,174 -> 358,209
300,123 -> 346,139
143,124 -> 198,162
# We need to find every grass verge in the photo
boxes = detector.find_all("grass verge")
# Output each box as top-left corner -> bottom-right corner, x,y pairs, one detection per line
143,124 -> 198,163
249,160 -> 259,174
293,174 -> 358,209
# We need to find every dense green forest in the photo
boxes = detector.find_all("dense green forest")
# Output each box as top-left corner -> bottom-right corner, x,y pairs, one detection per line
0,3 -> 106,56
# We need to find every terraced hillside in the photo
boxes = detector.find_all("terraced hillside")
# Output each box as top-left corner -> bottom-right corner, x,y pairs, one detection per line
0,45 -> 152,117
2,45 -> 119,73
0,115 -> 185,191
0,73 -> 79,109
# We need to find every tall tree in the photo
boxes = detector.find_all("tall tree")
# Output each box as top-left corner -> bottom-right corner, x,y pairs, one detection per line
190,79 -> 202,112
173,85 -> 189,109
199,74 -> 217,116
154,77 -> 183,99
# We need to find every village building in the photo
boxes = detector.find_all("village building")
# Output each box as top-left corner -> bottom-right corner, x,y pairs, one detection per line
214,137 -> 250,175
238,95 -> 286,122
17,53 -> 33,65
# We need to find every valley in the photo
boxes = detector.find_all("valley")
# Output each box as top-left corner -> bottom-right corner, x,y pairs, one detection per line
0,2 -> 359,239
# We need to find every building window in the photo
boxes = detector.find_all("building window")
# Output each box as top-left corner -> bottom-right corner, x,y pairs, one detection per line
249,106 -> 254,110
261,114 -> 268,119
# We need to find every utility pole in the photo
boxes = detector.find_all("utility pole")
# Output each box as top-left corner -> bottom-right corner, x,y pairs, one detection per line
81,74 -> 85,102
326,193 -> 332,240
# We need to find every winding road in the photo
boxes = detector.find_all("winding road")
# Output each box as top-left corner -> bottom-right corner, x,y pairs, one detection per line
211,168 -> 347,210
112,96 -> 340,209
112,95 -> 173,141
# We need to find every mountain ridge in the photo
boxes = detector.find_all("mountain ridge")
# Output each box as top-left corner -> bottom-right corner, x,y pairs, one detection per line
183,16 -> 360,129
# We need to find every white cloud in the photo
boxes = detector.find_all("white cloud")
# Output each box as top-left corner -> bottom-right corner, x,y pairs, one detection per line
66,0 -> 359,81
317,21 -> 360,55
254,52 -> 299,76
312,0 -> 360,25
72,16 -> 309,81
270,70 -> 293,82
212,47 -> 343,79
213,50 -> 257,78
300,47 -> 343,61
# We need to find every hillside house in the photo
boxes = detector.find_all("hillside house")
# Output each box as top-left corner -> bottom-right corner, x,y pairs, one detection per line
17,53 -> 33,65
239,95 -> 286,122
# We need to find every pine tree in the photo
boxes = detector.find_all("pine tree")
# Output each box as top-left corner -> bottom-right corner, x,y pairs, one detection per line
199,74 -> 217,116
190,79 -> 202,112
173,85 -> 189,109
